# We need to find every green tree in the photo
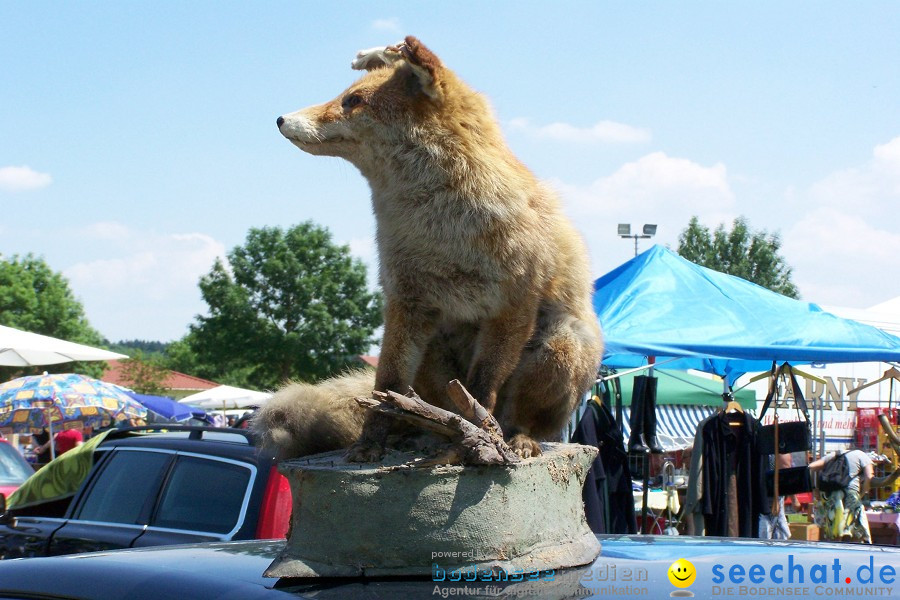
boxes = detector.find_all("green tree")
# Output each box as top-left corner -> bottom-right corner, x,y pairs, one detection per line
176,223 -> 383,389
676,216 -> 799,298
0,254 -> 108,379
117,350 -> 169,396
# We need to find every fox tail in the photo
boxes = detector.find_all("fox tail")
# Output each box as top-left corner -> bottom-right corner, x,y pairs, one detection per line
251,369 -> 374,459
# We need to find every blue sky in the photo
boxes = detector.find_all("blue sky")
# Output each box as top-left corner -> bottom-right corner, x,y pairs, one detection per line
2,2 -> 899,342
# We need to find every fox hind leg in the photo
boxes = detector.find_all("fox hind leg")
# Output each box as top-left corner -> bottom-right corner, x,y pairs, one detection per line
499,312 -> 601,457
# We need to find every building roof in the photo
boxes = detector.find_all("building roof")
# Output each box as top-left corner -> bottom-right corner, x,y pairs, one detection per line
102,360 -> 219,392
357,355 -> 379,368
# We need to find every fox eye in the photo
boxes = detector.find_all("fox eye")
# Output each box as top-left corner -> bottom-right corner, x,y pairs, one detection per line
342,94 -> 363,109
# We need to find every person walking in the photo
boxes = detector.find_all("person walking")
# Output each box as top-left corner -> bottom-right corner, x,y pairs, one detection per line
810,448 -> 874,543
31,428 -> 52,466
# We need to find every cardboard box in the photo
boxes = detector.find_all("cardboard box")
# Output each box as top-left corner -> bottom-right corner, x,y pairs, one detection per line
789,523 -> 819,541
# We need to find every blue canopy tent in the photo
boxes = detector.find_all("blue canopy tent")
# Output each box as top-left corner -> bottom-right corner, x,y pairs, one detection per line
592,244 -> 900,464
591,245 -> 900,531
593,245 -> 900,385
120,390 -> 209,423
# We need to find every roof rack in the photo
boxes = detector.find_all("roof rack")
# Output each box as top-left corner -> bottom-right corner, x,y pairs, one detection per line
102,424 -> 257,445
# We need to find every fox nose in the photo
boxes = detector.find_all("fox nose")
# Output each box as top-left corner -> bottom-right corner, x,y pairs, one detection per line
276,116 -> 285,128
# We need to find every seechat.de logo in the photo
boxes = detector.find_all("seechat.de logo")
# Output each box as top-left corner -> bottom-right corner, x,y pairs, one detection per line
668,558 -> 697,597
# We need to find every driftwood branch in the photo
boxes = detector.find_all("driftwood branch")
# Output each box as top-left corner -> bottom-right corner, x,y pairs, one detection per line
354,384 -> 520,466
446,379 -> 504,439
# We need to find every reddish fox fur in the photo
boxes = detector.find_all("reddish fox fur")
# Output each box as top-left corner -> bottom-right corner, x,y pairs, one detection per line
256,37 -> 602,461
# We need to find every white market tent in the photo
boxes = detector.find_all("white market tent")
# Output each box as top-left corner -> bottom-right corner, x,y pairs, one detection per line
178,384 -> 272,410
0,324 -> 127,367
822,296 -> 900,338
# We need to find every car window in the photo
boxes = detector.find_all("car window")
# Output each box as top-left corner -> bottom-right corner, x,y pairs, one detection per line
0,443 -> 32,484
76,450 -> 171,524
152,456 -> 251,534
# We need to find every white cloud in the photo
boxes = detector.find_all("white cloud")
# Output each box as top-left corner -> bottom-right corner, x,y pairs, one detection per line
782,136 -> 900,308
784,208 -> 900,307
348,236 -> 379,288
559,151 -> 735,220
508,118 -> 651,144
552,151 -> 737,275
59,224 -> 380,341
63,225 -> 227,341
809,135 -> 900,216
371,18 -> 402,34
0,165 -> 52,192
81,221 -> 133,241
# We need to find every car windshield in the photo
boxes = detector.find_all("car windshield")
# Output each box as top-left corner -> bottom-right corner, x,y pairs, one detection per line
0,442 -> 33,484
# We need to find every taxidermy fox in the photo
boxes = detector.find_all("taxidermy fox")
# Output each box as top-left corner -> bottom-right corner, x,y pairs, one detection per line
257,36 -> 602,461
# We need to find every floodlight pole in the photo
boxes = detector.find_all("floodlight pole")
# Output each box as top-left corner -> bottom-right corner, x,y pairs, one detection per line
618,224 -> 657,257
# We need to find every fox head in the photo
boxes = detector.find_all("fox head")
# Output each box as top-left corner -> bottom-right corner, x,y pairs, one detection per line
277,36 -> 502,178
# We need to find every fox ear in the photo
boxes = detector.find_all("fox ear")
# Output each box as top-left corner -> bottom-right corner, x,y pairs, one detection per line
398,36 -> 443,101
351,44 -> 405,71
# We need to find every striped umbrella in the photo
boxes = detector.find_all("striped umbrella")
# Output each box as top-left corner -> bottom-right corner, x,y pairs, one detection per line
0,373 -> 147,457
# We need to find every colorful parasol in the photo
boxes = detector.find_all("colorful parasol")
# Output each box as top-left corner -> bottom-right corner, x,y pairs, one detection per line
0,373 -> 148,442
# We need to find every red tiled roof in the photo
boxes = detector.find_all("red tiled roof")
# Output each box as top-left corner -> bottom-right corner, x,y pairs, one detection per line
358,355 -> 378,368
102,360 -> 219,392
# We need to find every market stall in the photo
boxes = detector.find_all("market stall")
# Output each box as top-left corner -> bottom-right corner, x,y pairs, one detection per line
582,246 -> 900,541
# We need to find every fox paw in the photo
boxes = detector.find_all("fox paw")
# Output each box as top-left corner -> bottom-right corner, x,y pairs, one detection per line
508,434 -> 542,459
345,440 -> 386,463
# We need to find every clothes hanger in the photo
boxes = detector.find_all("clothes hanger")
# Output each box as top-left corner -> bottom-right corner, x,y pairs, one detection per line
746,363 -> 826,386
846,366 -> 900,396
719,392 -> 744,426
723,399 -> 744,414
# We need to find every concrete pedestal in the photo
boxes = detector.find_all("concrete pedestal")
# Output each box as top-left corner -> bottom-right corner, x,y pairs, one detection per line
265,442 -> 600,577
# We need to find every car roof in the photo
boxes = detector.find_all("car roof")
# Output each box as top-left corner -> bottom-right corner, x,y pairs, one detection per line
97,426 -> 274,464
0,541 -> 281,600
1,535 -> 898,599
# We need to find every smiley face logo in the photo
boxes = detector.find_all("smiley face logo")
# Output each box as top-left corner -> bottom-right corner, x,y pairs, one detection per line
668,558 -> 696,588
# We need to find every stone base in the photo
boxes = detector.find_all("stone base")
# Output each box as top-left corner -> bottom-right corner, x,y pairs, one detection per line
265,442 -> 600,578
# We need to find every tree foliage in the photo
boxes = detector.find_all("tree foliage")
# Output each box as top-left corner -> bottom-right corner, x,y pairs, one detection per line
676,216 -> 799,298
117,350 -> 170,396
173,223 -> 383,390
110,339 -> 168,358
0,254 -> 108,379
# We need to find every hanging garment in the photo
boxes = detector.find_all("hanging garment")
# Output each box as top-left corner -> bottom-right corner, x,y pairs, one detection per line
700,412 -> 768,537
627,375 -> 649,453
683,414 -> 715,535
572,400 -> 608,533
572,398 -> 637,534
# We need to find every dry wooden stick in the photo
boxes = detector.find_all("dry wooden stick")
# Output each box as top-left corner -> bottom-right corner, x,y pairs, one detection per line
446,379 -> 504,439
354,385 -> 520,466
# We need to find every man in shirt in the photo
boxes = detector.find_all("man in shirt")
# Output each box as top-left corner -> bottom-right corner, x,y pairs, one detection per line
54,426 -> 84,456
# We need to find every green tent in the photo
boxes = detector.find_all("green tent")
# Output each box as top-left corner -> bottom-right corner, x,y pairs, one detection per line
612,369 -> 756,409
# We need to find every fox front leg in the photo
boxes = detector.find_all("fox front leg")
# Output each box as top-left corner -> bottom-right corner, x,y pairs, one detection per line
345,299 -> 438,462
465,300 -> 539,413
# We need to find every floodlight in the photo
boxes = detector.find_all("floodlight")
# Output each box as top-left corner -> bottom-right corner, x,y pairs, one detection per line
617,224 -> 631,236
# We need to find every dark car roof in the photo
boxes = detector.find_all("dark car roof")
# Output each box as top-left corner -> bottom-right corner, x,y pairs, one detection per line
1,535 -> 898,599
98,427 -> 274,464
